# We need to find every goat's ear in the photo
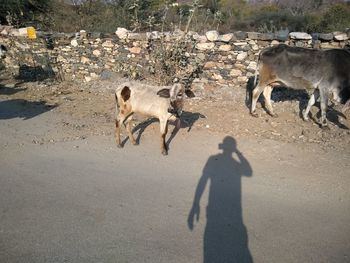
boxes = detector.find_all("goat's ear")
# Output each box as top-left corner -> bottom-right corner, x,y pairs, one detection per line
157,88 -> 170,98
185,89 -> 195,98
121,86 -> 131,101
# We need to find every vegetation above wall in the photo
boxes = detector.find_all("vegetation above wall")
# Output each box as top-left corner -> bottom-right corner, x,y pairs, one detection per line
0,0 -> 349,34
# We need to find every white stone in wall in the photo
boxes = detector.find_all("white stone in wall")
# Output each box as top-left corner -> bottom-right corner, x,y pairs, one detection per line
238,76 -> 248,83
271,40 -> 280,46
129,46 -> 141,54
196,42 -> 215,51
218,45 -> 232,51
218,33 -> 234,43
80,56 -> 90,64
230,69 -> 242,77
70,39 -> 78,47
289,32 -> 312,40
93,49 -> 101,57
333,32 -> 348,41
247,61 -> 257,71
206,30 -> 219,42
252,44 -> 259,51
102,40 -> 114,48
236,52 -> 248,61
115,27 -> 129,39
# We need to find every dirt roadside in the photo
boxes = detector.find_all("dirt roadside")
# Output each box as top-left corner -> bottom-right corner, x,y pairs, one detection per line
1,74 -> 350,153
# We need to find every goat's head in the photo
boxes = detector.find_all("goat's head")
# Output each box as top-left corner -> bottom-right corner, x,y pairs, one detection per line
157,83 -> 185,117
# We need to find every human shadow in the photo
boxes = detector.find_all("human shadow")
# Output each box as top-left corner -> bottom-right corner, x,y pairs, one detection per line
188,136 -> 253,263
120,111 -> 205,149
0,99 -> 57,120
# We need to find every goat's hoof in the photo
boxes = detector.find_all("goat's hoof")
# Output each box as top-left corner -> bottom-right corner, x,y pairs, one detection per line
250,111 -> 259,118
321,124 -> 330,130
162,150 -> 168,156
116,144 -> 123,148
132,141 -> 138,146
270,113 -> 278,118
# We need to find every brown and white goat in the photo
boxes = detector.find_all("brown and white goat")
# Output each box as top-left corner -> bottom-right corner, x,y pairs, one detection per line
115,81 -> 185,155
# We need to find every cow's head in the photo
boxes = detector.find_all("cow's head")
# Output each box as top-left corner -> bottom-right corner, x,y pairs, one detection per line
0,45 -> 7,59
157,83 -> 185,117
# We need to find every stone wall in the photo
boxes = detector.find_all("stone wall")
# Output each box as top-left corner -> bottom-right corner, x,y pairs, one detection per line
1,27 -> 349,88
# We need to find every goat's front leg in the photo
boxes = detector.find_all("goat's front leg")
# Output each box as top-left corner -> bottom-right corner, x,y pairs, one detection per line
115,119 -> 122,148
159,118 -> 169,155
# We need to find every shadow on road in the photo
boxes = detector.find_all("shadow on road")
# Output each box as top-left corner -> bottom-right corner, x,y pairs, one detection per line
0,83 -> 27,95
120,111 -> 205,149
188,136 -> 253,263
0,99 -> 57,120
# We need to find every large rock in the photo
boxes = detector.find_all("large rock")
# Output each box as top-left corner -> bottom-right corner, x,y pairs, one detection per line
206,30 -> 220,42
319,33 -> 333,41
333,32 -> 348,41
289,32 -> 312,40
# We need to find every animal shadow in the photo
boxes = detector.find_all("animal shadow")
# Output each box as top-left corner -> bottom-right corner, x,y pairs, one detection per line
0,99 -> 57,120
0,83 -> 27,95
120,111 -> 205,148
308,103 -> 349,129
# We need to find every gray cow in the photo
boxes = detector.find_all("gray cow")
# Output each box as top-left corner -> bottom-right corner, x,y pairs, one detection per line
250,44 -> 350,127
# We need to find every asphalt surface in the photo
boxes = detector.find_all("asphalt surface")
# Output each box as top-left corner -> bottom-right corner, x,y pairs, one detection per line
1,105 -> 350,263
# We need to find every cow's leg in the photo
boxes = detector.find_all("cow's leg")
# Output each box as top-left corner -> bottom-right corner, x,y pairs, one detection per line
251,84 -> 266,117
319,86 -> 329,127
125,115 -> 137,145
303,90 -> 319,121
262,85 -> 277,117
159,118 -> 169,155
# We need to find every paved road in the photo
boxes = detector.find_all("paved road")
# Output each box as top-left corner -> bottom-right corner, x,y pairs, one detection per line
0,107 -> 350,263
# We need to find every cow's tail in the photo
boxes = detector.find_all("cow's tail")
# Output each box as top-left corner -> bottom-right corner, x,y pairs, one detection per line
253,53 -> 261,87
246,53 -> 260,106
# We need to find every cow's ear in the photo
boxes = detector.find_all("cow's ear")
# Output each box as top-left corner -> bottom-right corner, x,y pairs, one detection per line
157,88 -> 170,98
185,89 -> 195,98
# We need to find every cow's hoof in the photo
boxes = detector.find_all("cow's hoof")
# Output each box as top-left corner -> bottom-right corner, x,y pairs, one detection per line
131,141 -> 138,146
302,115 -> 309,122
250,112 -> 259,118
117,144 -> 123,148
271,113 -> 279,118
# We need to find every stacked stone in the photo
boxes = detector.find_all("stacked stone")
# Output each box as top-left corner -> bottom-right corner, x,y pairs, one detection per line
0,26 -> 349,86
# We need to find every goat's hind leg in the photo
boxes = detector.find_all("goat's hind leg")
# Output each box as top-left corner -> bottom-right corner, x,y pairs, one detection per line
124,115 -> 137,145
